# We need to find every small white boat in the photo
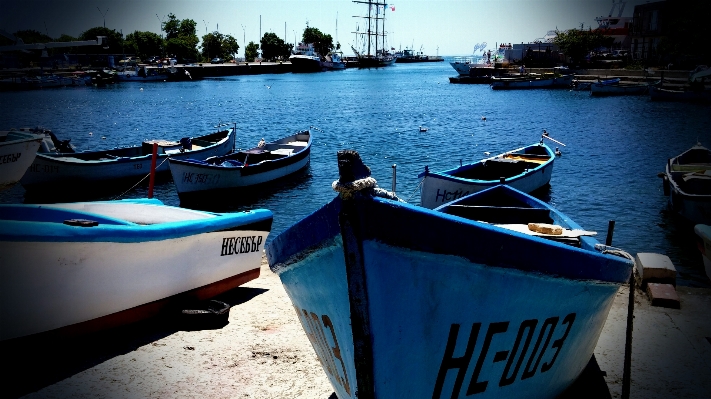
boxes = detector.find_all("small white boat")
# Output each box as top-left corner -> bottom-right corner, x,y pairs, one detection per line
694,224 -> 711,282
20,125 -> 236,193
266,150 -> 633,399
419,139 -> 557,209
590,81 -> 651,96
491,73 -> 574,90
116,66 -> 175,82
662,142 -> 711,224
168,130 -> 311,200
0,198 -> 273,341
0,129 -> 43,188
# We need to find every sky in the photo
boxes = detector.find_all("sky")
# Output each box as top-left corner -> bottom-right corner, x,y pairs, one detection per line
2,0 -> 650,56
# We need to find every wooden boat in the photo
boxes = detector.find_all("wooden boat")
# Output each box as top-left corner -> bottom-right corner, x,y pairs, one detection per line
419,139 -> 557,209
694,224 -> 711,282
168,130 -> 311,199
650,86 -> 711,102
662,142 -> 711,224
0,129 -> 43,188
266,150 -> 633,399
491,69 -> 574,90
0,198 -> 272,341
20,125 -> 236,192
590,81 -> 651,96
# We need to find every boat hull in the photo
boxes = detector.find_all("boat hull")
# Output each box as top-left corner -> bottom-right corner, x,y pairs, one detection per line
663,143 -> 711,224
590,83 -> 649,96
267,193 -> 631,399
420,143 -> 555,209
491,75 -> 573,90
169,148 -> 310,195
650,86 -> 711,102
0,201 -> 272,340
694,224 -> 711,282
289,56 -> 323,72
20,128 -> 235,191
0,133 -> 42,188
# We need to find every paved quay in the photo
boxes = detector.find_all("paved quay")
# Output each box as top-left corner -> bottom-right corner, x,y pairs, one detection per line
4,257 -> 710,399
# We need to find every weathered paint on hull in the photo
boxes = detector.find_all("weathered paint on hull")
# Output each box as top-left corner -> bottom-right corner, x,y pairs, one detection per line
170,153 -> 310,194
0,136 -> 41,187
420,164 -> 553,209
0,229 -> 268,340
491,75 -> 573,90
668,188 -> 711,225
275,237 -> 618,399
20,131 -> 235,189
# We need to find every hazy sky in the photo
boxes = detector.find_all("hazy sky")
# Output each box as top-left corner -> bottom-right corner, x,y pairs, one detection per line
2,0 -> 648,56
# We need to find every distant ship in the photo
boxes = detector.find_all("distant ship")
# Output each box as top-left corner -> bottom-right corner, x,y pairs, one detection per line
289,42 -> 322,73
351,0 -> 395,67
395,48 -> 444,63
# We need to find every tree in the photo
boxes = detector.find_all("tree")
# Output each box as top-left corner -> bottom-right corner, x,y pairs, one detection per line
245,41 -> 259,62
200,32 -> 240,61
125,31 -> 164,59
79,26 -> 125,54
14,30 -> 52,44
260,32 -> 292,61
302,26 -> 334,58
162,13 -> 199,62
553,28 -> 613,65
56,34 -> 78,42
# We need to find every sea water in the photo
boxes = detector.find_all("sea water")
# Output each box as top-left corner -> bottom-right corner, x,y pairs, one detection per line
1,61 -> 708,286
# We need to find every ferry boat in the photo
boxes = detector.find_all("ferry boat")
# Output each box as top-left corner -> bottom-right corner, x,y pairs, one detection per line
289,42 -> 322,73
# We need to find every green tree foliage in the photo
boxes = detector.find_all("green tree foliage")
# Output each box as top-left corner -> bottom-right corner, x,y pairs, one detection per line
302,26 -> 334,58
245,41 -> 260,62
56,34 -> 78,42
126,31 -> 164,60
200,32 -> 240,61
79,27 -> 124,54
14,30 -> 52,44
553,28 -> 613,65
260,32 -> 292,61
162,13 -> 199,62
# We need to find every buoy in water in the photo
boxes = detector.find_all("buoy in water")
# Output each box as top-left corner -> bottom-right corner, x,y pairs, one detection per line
419,126 -> 428,132
555,147 -> 562,156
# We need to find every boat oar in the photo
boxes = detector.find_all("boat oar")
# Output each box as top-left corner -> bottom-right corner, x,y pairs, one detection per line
542,134 -> 566,147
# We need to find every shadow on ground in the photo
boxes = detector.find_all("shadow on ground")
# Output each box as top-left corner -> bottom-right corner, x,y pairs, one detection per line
0,286 -> 267,398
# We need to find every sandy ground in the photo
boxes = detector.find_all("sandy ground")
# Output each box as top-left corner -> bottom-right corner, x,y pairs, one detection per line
5,256 -> 334,399
4,257 -> 710,399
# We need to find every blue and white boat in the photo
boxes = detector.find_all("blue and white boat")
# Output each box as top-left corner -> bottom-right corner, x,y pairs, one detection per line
266,150 -> 633,399
0,129 -> 43,188
20,124 -> 236,193
419,139 -> 557,209
0,198 -> 272,341
168,129 -> 311,200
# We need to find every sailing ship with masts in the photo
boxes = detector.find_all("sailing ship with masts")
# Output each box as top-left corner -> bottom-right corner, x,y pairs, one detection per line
351,0 -> 395,67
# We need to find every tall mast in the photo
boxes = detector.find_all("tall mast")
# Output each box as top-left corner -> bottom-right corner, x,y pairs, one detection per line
367,0 -> 372,56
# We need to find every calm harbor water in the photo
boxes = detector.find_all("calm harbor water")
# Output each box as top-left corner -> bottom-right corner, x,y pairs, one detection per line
1,61 -> 709,286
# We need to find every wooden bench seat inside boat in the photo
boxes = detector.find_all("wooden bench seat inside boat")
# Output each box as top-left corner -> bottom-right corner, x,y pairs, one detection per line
444,205 -> 553,225
671,163 -> 711,172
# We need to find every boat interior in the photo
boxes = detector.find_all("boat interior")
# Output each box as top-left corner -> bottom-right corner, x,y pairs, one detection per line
208,134 -> 310,167
436,186 -> 589,247
450,147 -> 550,180
668,146 -> 711,194
42,129 -> 229,161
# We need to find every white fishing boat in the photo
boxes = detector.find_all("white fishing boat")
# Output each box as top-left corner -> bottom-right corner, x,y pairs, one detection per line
419,136 -> 559,209
0,198 -> 273,341
662,142 -> 711,224
168,130 -> 311,200
590,81 -> 652,96
289,42 -> 323,72
266,150 -> 633,399
0,129 -> 43,188
20,124 -> 236,193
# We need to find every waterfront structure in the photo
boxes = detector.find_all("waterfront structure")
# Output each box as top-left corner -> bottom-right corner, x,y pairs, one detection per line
630,0 -> 667,61
266,150 -> 633,399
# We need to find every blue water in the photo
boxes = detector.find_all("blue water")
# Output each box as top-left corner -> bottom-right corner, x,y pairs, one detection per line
1,61 -> 709,286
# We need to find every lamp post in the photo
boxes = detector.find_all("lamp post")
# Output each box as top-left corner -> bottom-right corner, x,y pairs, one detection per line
156,14 -> 165,38
97,7 -> 108,28
203,20 -> 209,60
241,24 -> 246,58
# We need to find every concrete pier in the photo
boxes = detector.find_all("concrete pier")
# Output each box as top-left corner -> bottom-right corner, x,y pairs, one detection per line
3,258 -> 710,398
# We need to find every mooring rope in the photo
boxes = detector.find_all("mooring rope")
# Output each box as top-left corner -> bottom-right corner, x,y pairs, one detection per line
111,156 -> 170,200
405,177 -> 425,203
332,176 -> 404,202
594,244 -> 635,261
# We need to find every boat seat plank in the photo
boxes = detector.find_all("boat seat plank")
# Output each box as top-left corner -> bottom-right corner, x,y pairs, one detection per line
444,205 -> 553,224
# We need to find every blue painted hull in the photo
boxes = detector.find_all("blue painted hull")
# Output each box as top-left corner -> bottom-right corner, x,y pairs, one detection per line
267,186 -> 632,399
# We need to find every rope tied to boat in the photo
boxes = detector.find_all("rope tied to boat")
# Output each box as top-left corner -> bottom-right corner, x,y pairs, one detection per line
111,156 -> 170,200
594,244 -> 635,261
333,150 -> 404,201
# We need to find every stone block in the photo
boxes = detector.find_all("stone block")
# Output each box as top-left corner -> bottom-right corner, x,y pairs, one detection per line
646,283 -> 681,309
635,253 -> 676,287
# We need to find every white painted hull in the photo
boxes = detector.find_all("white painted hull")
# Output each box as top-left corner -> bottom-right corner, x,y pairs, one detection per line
0,229 -> 267,340
170,155 -> 310,194
450,62 -> 472,75
20,130 -> 235,189
0,136 -> 41,187
275,237 -> 619,399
